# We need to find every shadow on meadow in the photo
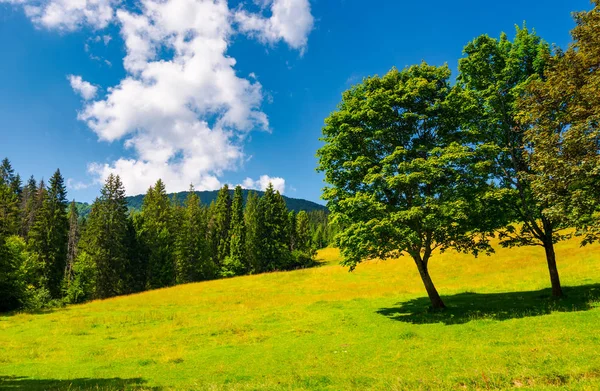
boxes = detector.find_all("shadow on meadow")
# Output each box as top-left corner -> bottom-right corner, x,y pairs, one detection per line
0,376 -> 160,391
377,284 -> 600,325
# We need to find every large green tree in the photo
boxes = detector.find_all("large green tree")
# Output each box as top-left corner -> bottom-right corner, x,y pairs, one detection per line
259,184 -> 292,272
225,185 -> 246,276
63,200 -> 80,290
519,2 -> 600,246
244,191 -> 261,273
210,185 -> 232,267
28,169 -> 69,299
457,26 -> 568,296
78,174 -> 131,299
0,158 -> 21,237
141,179 -> 175,289
295,211 -> 311,254
175,186 -> 211,283
317,64 -> 496,309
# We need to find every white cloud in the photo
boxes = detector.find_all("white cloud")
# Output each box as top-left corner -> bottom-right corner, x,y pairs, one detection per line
235,0 -> 314,52
242,175 -> 285,194
68,75 -> 98,100
23,0 -> 115,30
79,0 -> 270,195
4,0 -> 314,195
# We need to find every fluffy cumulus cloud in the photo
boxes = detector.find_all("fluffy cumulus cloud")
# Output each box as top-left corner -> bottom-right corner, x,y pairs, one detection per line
5,0 -> 313,195
68,75 -> 98,100
235,0 -> 314,51
23,0 -> 115,30
242,175 -> 285,194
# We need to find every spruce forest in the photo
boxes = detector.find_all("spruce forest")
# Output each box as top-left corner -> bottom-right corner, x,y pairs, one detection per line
0,164 -> 336,311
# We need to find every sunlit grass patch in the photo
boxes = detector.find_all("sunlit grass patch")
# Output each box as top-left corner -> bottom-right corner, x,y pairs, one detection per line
1,238 -> 599,390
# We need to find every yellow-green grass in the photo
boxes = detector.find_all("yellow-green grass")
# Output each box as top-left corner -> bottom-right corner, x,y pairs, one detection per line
1,239 -> 600,391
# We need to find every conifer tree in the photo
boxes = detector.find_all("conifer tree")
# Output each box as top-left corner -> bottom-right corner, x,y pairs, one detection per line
296,211 -> 311,253
64,200 -> 79,289
20,176 -> 38,238
79,174 -> 131,298
244,191 -> 261,273
225,185 -> 246,275
141,179 -> 175,289
212,185 -> 232,266
175,186 -> 210,283
287,211 -> 297,251
259,184 -> 290,271
28,170 -> 69,298
0,158 -> 20,236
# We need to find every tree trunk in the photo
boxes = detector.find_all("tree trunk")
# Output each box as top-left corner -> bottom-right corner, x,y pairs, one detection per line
543,241 -> 563,297
414,257 -> 446,309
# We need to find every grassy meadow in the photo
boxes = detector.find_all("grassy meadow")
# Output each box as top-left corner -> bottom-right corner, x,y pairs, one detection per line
1,238 -> 600,390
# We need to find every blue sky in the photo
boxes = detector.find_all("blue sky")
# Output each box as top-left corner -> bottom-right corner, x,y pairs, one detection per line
0,0 -> 592,203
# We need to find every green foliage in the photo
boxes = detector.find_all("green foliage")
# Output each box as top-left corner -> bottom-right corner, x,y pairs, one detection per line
19,176 -> 38,238
175,186 -> 213,283
244,191 -> 261,273
296,211 -> 311,253
458,25 -> 567,296
211,185 -> 231,267
141,179 -> 176,289
27,170 -> 69,299
317,63 -> 498,308
226,185 -> 246,276
518,2 -> 600,246
77,175 -> 131,299
258,184 -> 291,271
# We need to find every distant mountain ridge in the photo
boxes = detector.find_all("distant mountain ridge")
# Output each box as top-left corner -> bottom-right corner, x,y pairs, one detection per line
75,189 -> 327,217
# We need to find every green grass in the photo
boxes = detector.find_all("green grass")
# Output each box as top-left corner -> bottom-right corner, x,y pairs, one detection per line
1,241 -> 600,390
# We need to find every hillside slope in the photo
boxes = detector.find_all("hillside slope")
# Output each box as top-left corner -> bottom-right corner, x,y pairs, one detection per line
76,190 -> 327,217
1,239 -> 600,390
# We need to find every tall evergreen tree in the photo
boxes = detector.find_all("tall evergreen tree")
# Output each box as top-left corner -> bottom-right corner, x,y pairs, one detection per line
175,186 -> 210,283
64,200 -> 80,289
20,176 -> 38,238
259,184 -> 290,271
212,185 -> 232,266
244,191 -> 261,273
28,170 -> 69,298
141,179 -> 175,289
296,211 -> 311,253
79,174 -> 131,298
225,185 -> 246,275
0,158 -> 20,236
287,211 -> 297,251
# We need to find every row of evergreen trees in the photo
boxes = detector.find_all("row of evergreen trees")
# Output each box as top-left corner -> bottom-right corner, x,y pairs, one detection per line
0,158 -> 329,311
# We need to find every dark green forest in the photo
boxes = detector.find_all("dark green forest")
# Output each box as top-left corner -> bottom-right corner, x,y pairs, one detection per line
0,161 -> 338,312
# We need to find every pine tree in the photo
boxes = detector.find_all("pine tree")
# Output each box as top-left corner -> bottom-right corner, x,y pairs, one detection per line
287,211 -> 297,251
141,179 -> 175,289
20,176 -> 38,238
296,211 -> 311,253
28,170 -> 69,299
79,174 -> 131,299
244,191 -> 261,273
215,185 -> 232,266
0,158 -> 20,236
175,186 -> 210,283
225,185 -> 246,276
64,200 -> 79,290
259,184 -> 290,271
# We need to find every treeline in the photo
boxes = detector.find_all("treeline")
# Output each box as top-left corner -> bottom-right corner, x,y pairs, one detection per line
0,162 -> 332,312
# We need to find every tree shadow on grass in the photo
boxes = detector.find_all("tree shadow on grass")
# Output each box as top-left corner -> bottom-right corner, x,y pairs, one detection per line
377,284 -> 600,325
0,376 -> 161,390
